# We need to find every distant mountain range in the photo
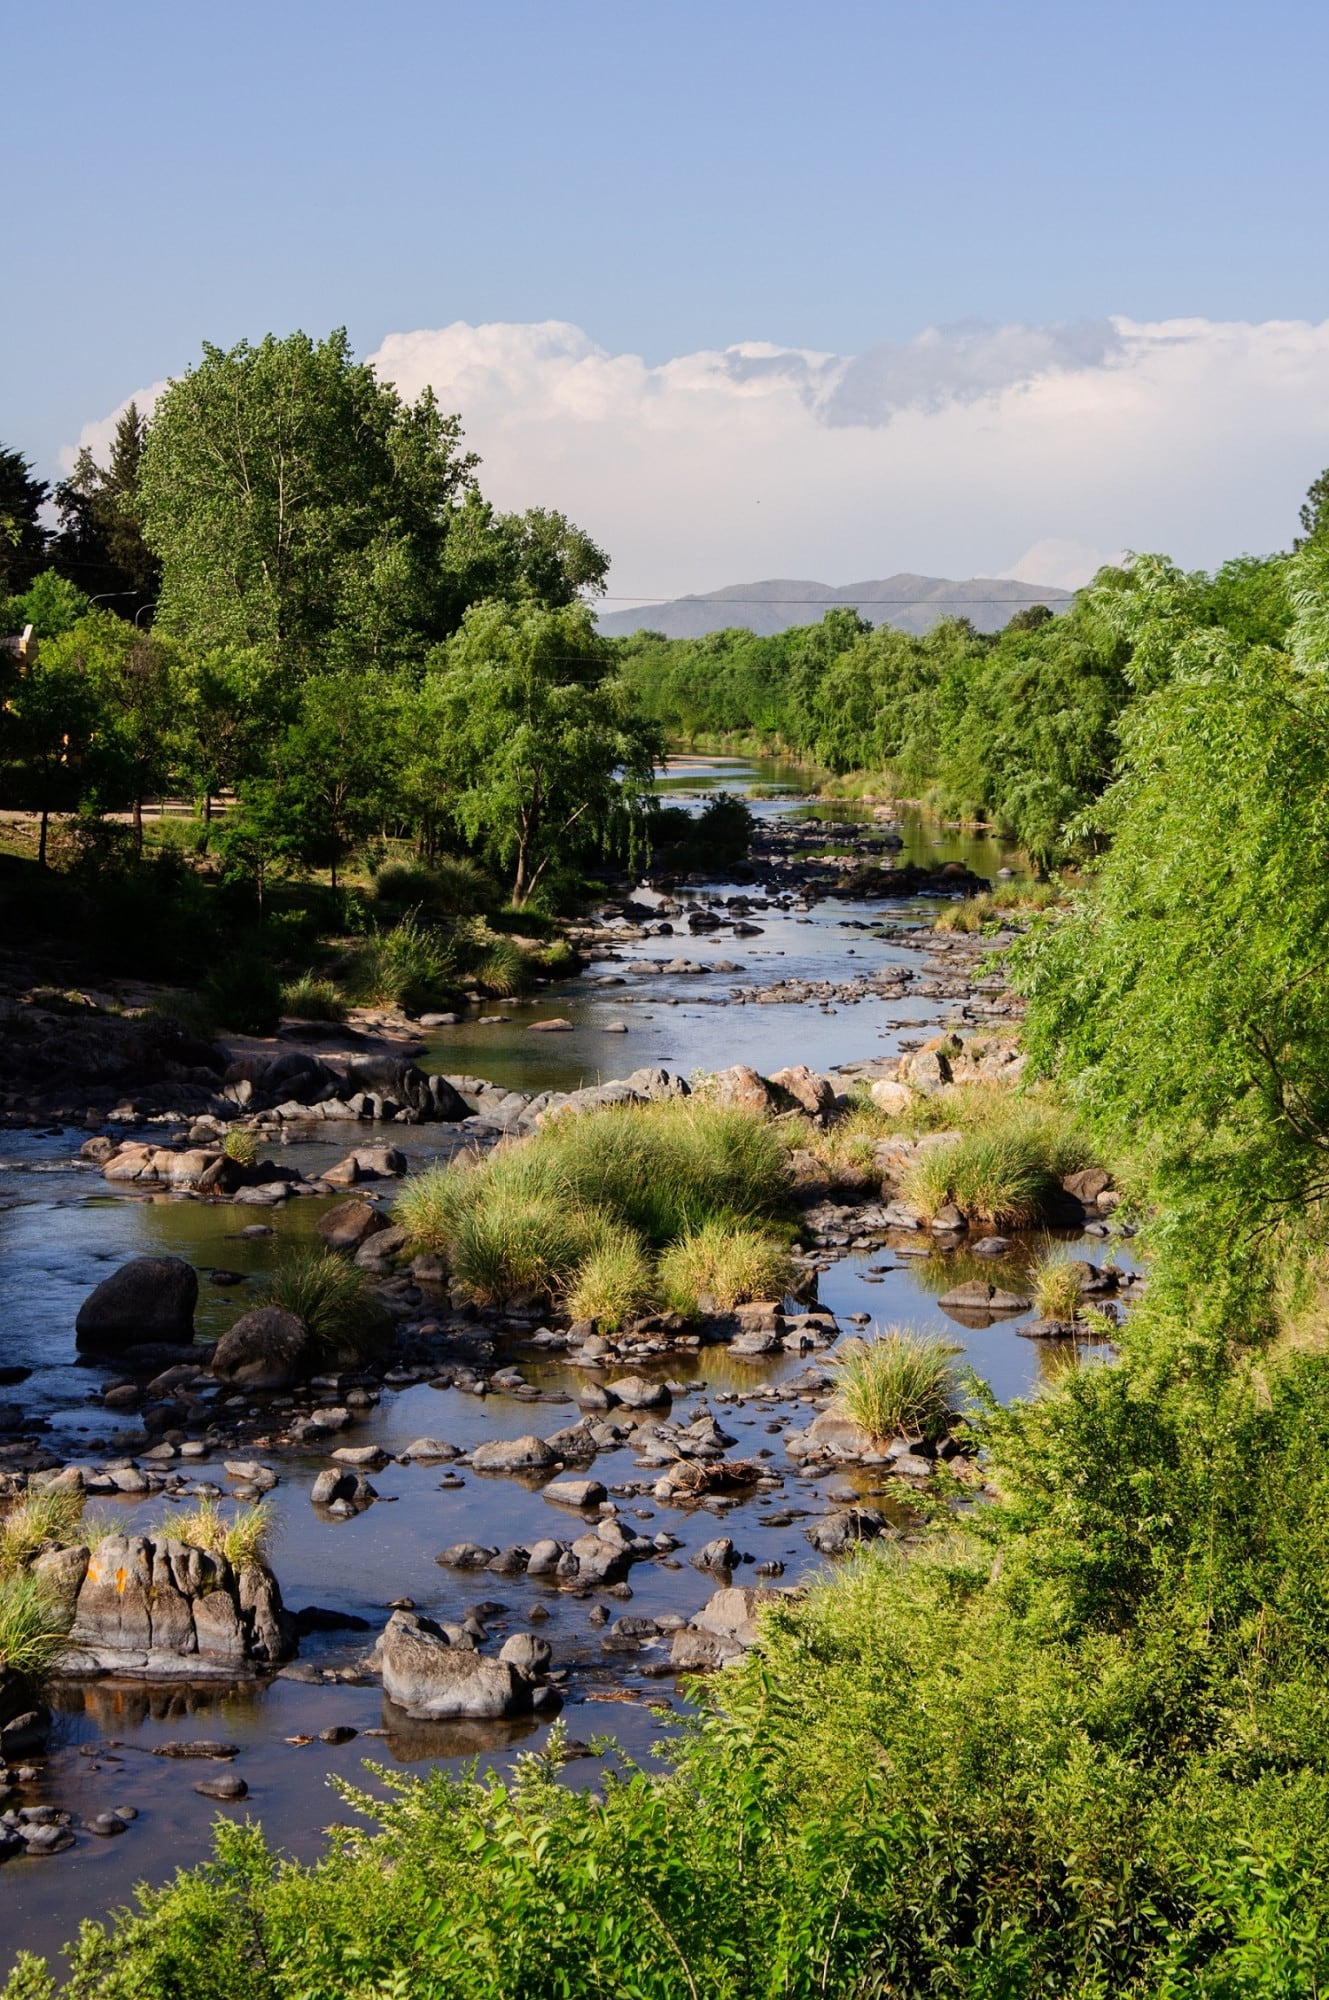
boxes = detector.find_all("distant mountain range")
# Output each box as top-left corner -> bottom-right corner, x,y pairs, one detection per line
597,573 -> 1074,640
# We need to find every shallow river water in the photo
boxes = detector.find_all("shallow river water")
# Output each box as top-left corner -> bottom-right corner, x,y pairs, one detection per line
0,758 -> 1121,1967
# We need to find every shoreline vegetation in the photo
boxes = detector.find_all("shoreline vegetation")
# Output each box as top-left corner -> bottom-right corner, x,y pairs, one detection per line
5,353 -> 1329,1989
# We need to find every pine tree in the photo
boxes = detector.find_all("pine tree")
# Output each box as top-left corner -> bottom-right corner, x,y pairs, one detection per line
0,445 -> 49,594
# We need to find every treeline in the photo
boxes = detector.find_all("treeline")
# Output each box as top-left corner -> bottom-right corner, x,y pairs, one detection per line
617,539 -> 1311,868
0,331 -> 658,920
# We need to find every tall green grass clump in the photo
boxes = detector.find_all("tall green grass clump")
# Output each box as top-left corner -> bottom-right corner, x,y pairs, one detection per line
1031,1246 -> 1086,1321
563,1226 -> 655,1329
396,1098 -> 792,1304
831,1328 -> 962,1442
220,1125 -> 259,1167
657,1220 -> 795,1313
353,915 -> 458,1014
932,881 -> 1065,933
279,972 -> 347,1022
901,1099 -> 1093,1225
258,1250 -> 391,1364
0,1486 -> 85,1573
0,1569 -> 70,1680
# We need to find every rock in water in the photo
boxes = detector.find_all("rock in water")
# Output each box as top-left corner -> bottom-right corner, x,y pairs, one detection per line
316,1199 -> 392,1252
372,1611 -> 527,1719
209,1308 -> 309,1389
75,1256 -> 198,1351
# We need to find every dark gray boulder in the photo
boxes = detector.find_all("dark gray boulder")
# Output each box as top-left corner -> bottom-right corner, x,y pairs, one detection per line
210,1307 -> 309,1390
75,1256 -> 198,1351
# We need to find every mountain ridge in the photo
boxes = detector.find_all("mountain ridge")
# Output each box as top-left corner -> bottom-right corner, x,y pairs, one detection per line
598,571 -> 1073,640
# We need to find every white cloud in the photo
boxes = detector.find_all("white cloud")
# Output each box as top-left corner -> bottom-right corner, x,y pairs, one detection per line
61,381 -> 169,473
368,314 -> 1329,596
70,316 -> 1329,597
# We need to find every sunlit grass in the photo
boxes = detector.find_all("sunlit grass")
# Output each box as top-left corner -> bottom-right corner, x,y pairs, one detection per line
657,1221 -> 796,1314
1031,1247 -> 1086,1321
831,1329 -> 962,1444
157,1498 -> 275,1572
0,1487 -> 85,1576
280,973 -> 347,1022
0,1570 -> 70,1678
221,1126 -> 259,1167
564,1226 -> 656,1330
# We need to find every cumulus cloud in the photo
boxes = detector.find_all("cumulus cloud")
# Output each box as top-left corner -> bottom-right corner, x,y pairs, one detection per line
70,317 -> 1329,598
369,315 -> 1329,596
61,380 -> 169,472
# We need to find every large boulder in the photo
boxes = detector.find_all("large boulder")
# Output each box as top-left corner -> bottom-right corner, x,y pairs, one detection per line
317,1198 -> 392,1252
61,1533 -> 291,1676
210,1307 -> 310,1390
75,1256 -> 198,1351
471,1435 -> 559,1475
704,1065 -> 778,1116
769,1066 -> 838,1119
372,1610 -> 527,1719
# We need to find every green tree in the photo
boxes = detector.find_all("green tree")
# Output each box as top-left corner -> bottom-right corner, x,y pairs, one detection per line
4,647 -> 100,865
443,494 -> 610,610
6,570 -> 91,640
52,402 -> 160,613
1297,463 -> 1329,548
0,445 -> 48,594
422,600 -> 660,902
138,329 -> 478,671
224,668 -> 394,895
44,612 -> 180,855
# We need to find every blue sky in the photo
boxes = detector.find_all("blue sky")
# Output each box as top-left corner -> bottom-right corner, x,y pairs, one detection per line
7,0 -> 1329,590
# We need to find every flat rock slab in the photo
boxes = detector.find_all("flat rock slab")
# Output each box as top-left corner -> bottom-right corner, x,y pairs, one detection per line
543,1478 -> 607,1509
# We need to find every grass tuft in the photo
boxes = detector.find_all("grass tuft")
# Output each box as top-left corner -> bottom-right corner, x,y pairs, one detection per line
396,1097 -> 792,1281
657,1221 -> 796,1314
221,1126 -> 259,1167
259,1250 -> 392,1365
831,1329 -> 962,1443
932,881 -> 1066,933
564,1227 -> 655,1329
280,973 -> 347,1022
351,916 -> 459,1015
0,1487 -> 86,1575
1032,1248 -> 1086,1322
158,1497 -> 274,1571
0,1569 -> 70,1678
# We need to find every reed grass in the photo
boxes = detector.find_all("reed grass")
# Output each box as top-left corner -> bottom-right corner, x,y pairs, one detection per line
259,1250 -> 392,1364
1031,1249 -> 1086,1322
0,1487 -> 85,1576
0,1570 -> 70,1679
280,973 -> 347,1022
221,1126 -> 259,1167
657,1222 -> 796,1314
831,1329 -> 962,1443
158,1498 -> 275,1571
564,1226 -> 656,1329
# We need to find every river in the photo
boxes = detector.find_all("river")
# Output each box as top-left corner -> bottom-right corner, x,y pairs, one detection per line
0,756 -> 1121,1967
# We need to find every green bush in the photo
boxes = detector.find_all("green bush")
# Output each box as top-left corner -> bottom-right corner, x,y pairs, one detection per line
564,1226 -> 655,1328
351,915 -> 458,1015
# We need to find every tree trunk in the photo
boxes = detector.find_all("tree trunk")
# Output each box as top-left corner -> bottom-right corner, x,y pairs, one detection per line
38,805 -> 49,870
132,796 -> 143,859
203,792 -> 212,825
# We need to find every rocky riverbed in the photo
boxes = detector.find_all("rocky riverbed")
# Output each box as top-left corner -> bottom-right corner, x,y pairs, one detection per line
0,764 -> 1134,1968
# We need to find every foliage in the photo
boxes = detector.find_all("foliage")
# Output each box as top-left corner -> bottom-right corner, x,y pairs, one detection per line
138,329 -> 479,674
204,951 -> 283,1036
0,442 -> 49,594
1011,541 -> 1329,1331
831,1328 -> 962,1442
656,1220 -> 796,1312
50,402 -> 159,614
419,598 -> 662,901
349,915 -> 458,1014
257,1250 -> 392,1364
